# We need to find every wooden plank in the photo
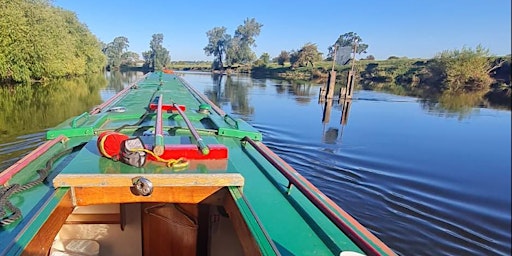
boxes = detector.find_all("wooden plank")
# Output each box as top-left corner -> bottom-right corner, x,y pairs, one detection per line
142,203 -> 198,256
22,189 -> 74,256
65,213 -> 121,224
72,186 -> 223,206
53,173 -> 244,188
223,192 -> 262,256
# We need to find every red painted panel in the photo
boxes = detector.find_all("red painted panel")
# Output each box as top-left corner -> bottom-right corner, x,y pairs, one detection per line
147,144 -> 228,160
149,104 -> 186,112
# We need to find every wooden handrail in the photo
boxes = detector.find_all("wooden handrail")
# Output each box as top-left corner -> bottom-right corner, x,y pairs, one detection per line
241,136 -> 395,256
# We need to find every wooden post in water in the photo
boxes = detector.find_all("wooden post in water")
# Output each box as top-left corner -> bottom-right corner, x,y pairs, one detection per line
344,39 -> 358,99
346,70 -> 354,99
340,99 -> 352,125
325,71 -> 336,99
319,86 -> 326,100
322,99 -> 333,124
325,45 -> 338,100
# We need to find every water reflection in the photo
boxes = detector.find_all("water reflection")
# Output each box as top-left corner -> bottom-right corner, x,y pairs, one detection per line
106,71 -> 146,92
319,97 -> 353,144
203,74 -> 254,118
0,73 -> 108,171
0,74 -> 107,137
340,99 -> 352,126
365,81 -> 510,117
420,90 -> 488,119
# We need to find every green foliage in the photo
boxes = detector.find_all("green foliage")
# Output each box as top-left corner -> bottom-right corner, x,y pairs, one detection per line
104,36 -> 129,69
204,27 -> 231,69
254,52 -> 270,67
225,18 -> 262,66
0,0 -> 105,83
328,32 -> 369,60
121,51 -> 140,66
365,55 -> 375,60
169,61 -> 212,71
204,18 -> 263,68
290,43 -> 322,68
144,34 -> 171,70
277,51 -> 290,66
428,45 -> 493,92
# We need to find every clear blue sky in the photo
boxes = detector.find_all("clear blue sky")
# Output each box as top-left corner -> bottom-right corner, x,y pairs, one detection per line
53,0 -> 511,61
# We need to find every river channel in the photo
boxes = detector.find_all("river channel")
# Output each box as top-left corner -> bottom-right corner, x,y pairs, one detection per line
0,71 -> 510,255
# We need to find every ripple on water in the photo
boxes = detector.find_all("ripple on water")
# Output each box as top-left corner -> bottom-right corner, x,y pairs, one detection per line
255,123 -> 510,256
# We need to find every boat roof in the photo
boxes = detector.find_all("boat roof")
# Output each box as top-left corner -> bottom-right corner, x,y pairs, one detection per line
0,72 -> 394,255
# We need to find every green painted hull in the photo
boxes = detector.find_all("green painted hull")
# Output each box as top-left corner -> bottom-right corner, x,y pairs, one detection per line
0,72 -> 395,255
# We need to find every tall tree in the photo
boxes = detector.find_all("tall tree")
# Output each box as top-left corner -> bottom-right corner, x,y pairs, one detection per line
328,32 -> 369,60
204,27 -> 231,70
104,36 -> 129,69
225,18 -> 262,66
146,33 -> 170,70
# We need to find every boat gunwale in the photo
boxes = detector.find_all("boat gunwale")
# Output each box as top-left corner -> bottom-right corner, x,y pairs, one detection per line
0,135 -> 68,185
241,136 -> 396,256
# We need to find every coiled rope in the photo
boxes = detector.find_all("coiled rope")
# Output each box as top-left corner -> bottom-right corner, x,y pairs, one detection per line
0,143 -> 85,226
132,148 -> 189,169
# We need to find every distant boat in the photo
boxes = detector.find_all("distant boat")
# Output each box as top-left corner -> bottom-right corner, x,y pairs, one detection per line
162,68 -> 174,74
0,71 -> 395,256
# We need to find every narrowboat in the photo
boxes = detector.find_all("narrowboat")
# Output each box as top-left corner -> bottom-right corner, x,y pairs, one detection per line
0,71 -> 395,256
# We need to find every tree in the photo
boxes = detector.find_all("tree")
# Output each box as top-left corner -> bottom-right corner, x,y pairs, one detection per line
225,18 -> 262,66
328,32 -> 369,60
365,55 -> 376,60
0,0 -> 105,83
145,33 -> 170,70
254,52 -> 270,67
290,43 -> 322,68
277,51 -> 290,66
204,27 -> 231,70
104,36 -> 129,69
121,51 -> 140,66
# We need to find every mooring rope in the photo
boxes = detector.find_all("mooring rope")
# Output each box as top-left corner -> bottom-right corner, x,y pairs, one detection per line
0,143 -> 85,226
132,148 -> 189,169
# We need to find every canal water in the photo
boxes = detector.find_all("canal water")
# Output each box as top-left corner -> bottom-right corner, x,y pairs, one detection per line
0,71 -> 510,255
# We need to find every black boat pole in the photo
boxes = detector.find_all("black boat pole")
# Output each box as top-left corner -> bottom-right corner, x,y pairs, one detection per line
172,102 -> 210,155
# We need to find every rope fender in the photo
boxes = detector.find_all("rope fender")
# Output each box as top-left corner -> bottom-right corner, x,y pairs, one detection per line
0,143 -> 85,226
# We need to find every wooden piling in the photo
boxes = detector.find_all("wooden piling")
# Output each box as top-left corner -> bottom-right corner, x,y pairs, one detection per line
346,70 -> 355,99
326,71 -> 336,99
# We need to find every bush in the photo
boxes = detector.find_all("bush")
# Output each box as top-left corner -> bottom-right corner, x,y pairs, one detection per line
429,45 -> 493,92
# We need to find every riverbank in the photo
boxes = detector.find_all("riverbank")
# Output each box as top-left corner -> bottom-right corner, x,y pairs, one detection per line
167,57 -> 511,109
